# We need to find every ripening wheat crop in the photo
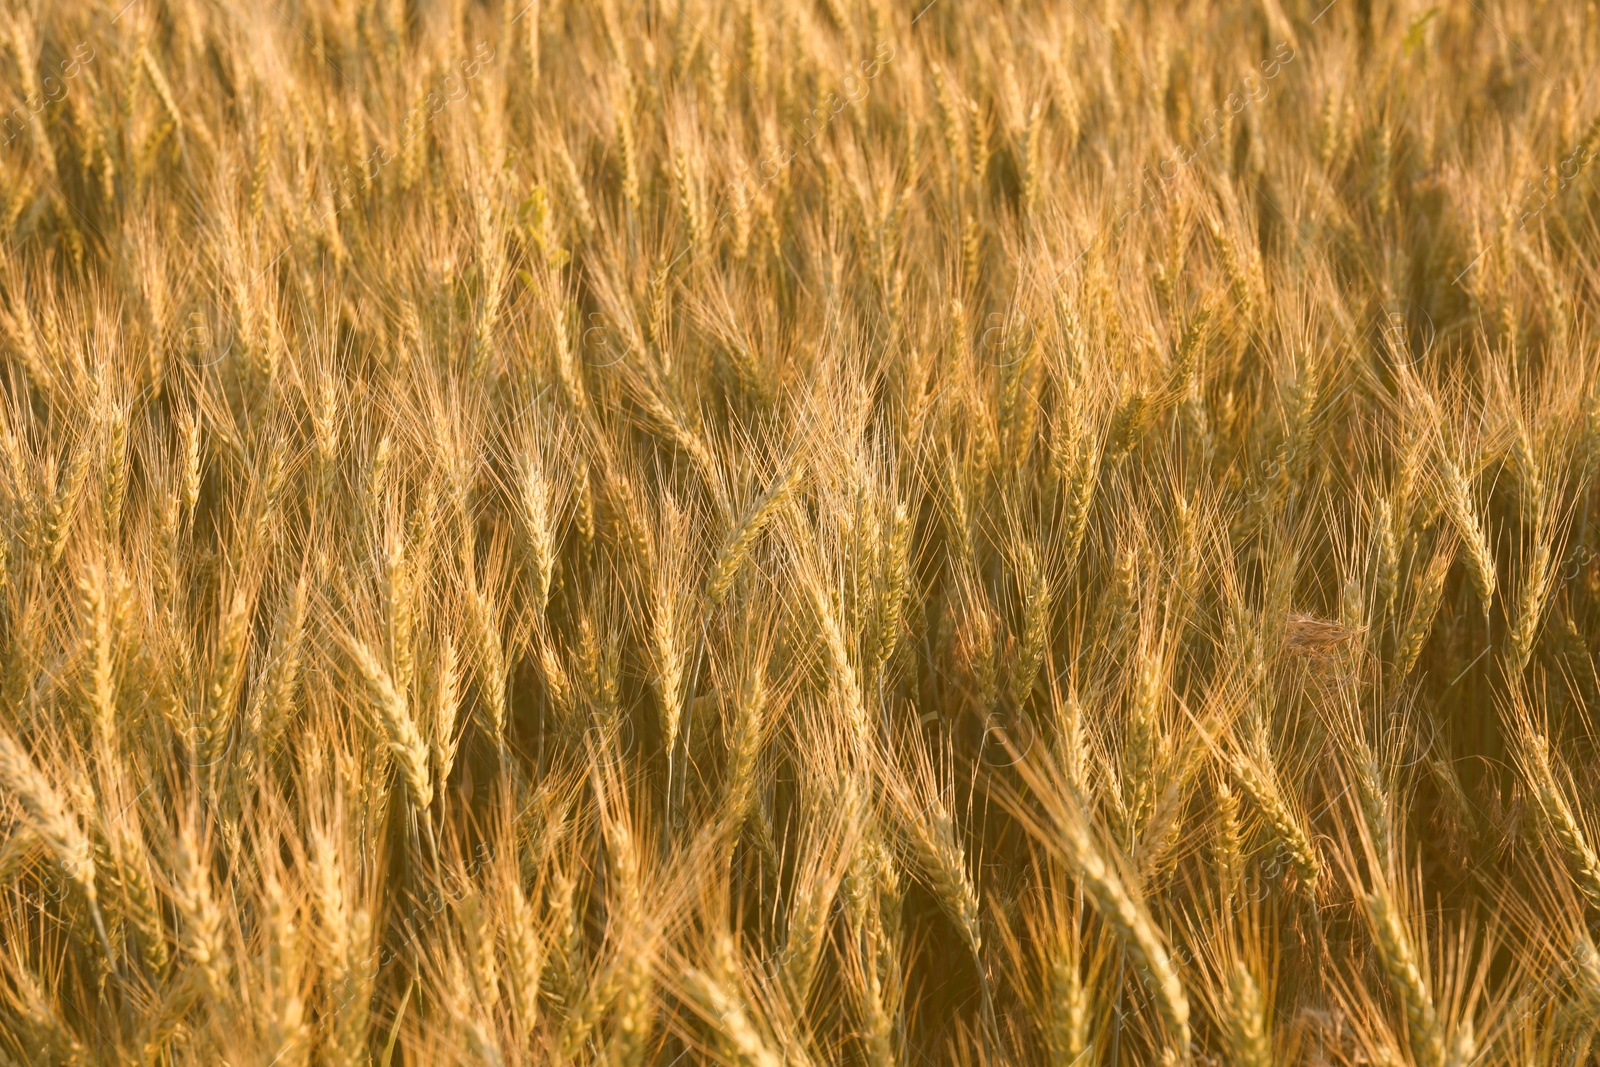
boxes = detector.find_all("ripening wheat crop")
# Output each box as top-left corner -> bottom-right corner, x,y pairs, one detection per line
2,0 -> 1600,1063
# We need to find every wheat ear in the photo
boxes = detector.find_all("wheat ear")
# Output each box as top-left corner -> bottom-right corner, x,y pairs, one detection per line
706,467 -> 800,609
1024,761 -> 1191,1059
0,730 -> 96,899
1364,886 -> 1447,1067
1519,727 -> 1600,912
1438,455 -> 1495,618
684,935 -> 787,1067
349,637 -> 433,813
1226,965 -> 1272,1067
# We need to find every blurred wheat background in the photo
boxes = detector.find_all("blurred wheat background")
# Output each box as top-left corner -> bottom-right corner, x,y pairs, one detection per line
0,0 -> 1597,1062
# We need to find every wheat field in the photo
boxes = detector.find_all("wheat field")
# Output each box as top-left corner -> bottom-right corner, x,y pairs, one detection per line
0,0 -> 1597,1063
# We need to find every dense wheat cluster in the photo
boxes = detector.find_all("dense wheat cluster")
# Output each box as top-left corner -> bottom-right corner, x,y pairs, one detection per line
3,0 -> 1600,1062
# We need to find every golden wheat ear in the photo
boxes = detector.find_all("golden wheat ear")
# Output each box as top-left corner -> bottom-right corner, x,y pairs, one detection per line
1003,746 -> 1193,1062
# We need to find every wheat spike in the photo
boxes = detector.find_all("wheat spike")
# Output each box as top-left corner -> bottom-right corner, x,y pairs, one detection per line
172,818 -> 228,994
1021,757 -> 1191,1059
1365,887 -> 1447,1067
1230,753 -> 1321,894
349,637 -> 433,812
684,935 -> 788,1067
1519,728 -> 1600,912
0,729 -> 97,901
503,878 -> 545,1039
1438,455 -> 1495,617
706,467 -> 800,609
